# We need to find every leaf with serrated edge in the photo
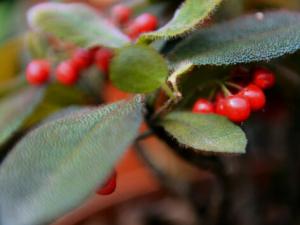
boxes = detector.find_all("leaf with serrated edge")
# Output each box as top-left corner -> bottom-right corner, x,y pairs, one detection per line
169,11 -> 300,66
110,44 -> 169,93
139,0 -> 222,42
0,86 -> 44,147
27,2 -> 130,48
0,96 -> 144,225
159,112 -> 247,154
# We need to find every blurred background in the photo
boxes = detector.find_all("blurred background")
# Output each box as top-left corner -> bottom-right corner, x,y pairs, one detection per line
0,0 -> 300,225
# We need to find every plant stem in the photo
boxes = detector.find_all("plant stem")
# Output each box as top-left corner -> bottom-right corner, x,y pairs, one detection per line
225,81 -> 243,90
219,83 -> 232,97
161,83 -> 177,101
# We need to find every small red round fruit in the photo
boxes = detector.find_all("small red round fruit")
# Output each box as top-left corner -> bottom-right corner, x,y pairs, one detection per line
26,60 -> 50,85
95,48 -> 114,74
223,95 -> 251,122
126,22 -> 141,40
253,68 -> 275,89
215,99 -> 227,116
96,171 -> 117,195
238,84 -> 266,111
71,48 -> 93,71
128,13 -> 158,39
215,92 -> 225,102
135,13 -> 158,32
56,60 -> 79,85
111,4 -> 132,25
192,99 -> 214,114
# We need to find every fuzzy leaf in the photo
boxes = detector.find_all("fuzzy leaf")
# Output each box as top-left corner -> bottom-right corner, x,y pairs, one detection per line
0,87 -> 44,147
0,96 -> 144,225
139,0 -> 222,42
110,45 -> 169,93
27,2 -> 130,48
169,11 -> 300,66
159,112 -> 247,154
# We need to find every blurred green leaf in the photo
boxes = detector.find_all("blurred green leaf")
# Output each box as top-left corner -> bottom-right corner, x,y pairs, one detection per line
24,84 -> 88,128
111,44 -> 168,93
138,0 -> 222,43
0,76 -> 26,97
0,86 -> 44,147
0,95 -> 144,225
169,11 -> 300,66
0,38 -> 23,81
159,112 -> 247,153
27,2 -> 130,48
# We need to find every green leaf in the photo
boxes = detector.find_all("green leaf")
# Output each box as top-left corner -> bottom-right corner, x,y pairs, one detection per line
0,86 -> 44,147
110,44 -> 169,93
0,76 -> 26,98
159,112 -> 247,154
0,96 -> 144,225
138,0 -> 222,43
169,11 -> 300,66
27,2 -> 130,48
24,83 -> 87,128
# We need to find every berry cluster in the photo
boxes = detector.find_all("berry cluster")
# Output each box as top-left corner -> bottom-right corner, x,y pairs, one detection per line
26,4 -> 158,86
26,47 -> 114,86
192,68 -> 276,123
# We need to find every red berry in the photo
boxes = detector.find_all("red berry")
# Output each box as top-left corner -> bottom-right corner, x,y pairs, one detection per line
95,48 -> 114,74
89,46 -> 100,58
111,4 -> 132,25
127,13 -> 158,39
96,171 -> 117,195
215,92 -> 225,102
26,60 -> 50,85
192,99 -> 214,114
223,96 -> 251,122
215,99 -> 227,116
253,68 -> 275,89
135,13 -> 158,31
56,60 -> 79,85
238,84 -> 266,111
71,48 -> 93,71
126,22 -> 141,40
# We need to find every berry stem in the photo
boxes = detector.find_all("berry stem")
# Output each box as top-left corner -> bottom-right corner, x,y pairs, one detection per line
208,87 -> 217,101
225,81 -> 243,90
219,83 -> 232,97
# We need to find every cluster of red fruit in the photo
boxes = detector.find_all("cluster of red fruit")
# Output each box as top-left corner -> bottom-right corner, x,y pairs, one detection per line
192,68 -> 276,123
26,4 -> 158,86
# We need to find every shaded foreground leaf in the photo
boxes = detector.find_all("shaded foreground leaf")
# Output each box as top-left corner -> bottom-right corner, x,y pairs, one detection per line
139,0 -> 222,42
159,112 -> 247,154
0,86 -> 44,147
0,96 -> 144,225
27,2 -> 130,48
169,11 -> 300,66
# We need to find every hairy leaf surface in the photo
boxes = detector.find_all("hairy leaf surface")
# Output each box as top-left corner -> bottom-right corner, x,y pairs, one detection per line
169,11 -> 300,65
159,112 -> 247,154
0,96 -> 144,225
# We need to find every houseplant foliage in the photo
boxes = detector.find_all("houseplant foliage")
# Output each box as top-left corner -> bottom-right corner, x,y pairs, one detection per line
0,0 -> 300,224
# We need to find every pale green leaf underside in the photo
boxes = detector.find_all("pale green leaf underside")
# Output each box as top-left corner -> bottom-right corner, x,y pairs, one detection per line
110,44 -> 169,93
0,96 -> 144,225
169,11 -> 300,65
0,87 -> 44,147
139,0 -> 222,42
159,112 -> 247,154
27,2 -> 130,48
